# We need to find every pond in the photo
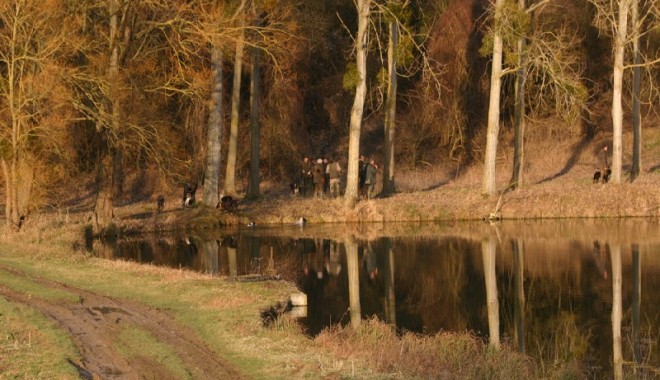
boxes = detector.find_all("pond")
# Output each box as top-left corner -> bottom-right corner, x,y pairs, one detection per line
94,219 -> 660,378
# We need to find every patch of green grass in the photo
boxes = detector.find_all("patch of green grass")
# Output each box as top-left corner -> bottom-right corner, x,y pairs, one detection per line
0,268 -> 78,303
116,325 -> 190,379
0,297 -> 79,379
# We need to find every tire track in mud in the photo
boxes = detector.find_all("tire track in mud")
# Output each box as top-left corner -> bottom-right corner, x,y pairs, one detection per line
0,265 -> 245,379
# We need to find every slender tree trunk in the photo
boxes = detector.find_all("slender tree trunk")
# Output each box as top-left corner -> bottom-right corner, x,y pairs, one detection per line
611,0 -> 630,184
224,23 -> 245,196
382,20 -> 398,195
510,0 -> 528,189
246,46 -> 261,199
482,235 -> 500,349
345,0 -> 370,205
203,45 -> 223,207
94,0 -> 119,231
610,244 -> 623,380
2,159 -> 13,228
482,0 -> 505,195
631,0 -> 641,180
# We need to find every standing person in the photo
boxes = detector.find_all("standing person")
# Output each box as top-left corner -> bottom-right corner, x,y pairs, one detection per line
326,158 -> 343,198
323,158 -> 330,195
364,158 -> 378,199
313,158 -> 325,198
358,155 -> 367,199
301,156 -> 313,197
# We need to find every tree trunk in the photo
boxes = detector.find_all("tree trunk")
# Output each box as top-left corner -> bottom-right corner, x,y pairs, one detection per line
482,0 -> 505,195
224,23 -> 245,196
510,0 -> 528,189
382,20 -> 398,196
630,0 -> 641,180
94,0 -> 119,231
611,0 -> 630,184
345,0 -> 370,204
2,159 -> 14,229
94,143 -> 114,231
203,46 -> 223,207
246,46 -> 261,199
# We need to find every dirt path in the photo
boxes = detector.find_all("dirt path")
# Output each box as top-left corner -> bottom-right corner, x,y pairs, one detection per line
0,265 -> 245,379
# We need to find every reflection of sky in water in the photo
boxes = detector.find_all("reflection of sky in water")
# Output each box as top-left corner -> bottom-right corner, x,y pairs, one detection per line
96,220 -> 660,378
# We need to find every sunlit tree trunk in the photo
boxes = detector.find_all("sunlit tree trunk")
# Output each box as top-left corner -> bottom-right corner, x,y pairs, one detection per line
610,244 -> 623,380
345,238 -> 362,329
246,46 -> 261,199
482,236 -> 500,349
510,0 -> 528,189
203,45 -> 223,207
382,19 -> 398,195
344,0 -> 370,205
482,0 -> 505,195
224,18 -> 245,196
94,0 -> 121,231
611,0 -> 631,184
630,0 -> 641,180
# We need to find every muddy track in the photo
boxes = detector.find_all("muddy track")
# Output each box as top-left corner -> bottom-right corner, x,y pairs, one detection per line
0,265 -> 245,379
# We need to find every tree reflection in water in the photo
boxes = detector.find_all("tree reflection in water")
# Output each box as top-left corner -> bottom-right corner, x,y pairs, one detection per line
95,219 -> 660,378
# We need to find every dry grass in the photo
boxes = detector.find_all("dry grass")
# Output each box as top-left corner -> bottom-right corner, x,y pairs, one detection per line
314,317 -> 559,379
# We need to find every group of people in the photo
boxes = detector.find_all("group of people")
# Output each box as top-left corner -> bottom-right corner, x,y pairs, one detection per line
298,154 -> 378,199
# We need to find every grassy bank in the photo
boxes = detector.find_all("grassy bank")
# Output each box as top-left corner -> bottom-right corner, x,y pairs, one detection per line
0,222 -> 591,379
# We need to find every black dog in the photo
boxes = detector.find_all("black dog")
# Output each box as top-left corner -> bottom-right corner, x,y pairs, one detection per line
218,195 -> 238,211
156,195 -> 165,212
182,183 -> 197,208
602,167 -> 612,183
593,170 -> 601,183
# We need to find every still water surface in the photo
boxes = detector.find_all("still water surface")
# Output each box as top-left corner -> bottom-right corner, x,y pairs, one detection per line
95,219 -> 660,377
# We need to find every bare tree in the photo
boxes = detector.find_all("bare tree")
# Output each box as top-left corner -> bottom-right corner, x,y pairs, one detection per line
246,44 -> 262,199
203,45 -> 223,207
0,0 -> 72,229
382,3 -> 399,196
482,0 -> 506,196
345,0 -> 371,205
590,0 -> 660,183
224,11 -> 246,197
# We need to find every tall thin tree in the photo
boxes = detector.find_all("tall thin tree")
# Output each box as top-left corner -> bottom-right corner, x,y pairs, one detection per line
203,45 -> 223,207
345,0 -> 371,205
482,0 -> 506,195
382,6 -> 399,196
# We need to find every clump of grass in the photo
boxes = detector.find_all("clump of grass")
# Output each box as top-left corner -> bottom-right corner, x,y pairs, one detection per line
0,297 -> 78,378
315,317 -> 537,379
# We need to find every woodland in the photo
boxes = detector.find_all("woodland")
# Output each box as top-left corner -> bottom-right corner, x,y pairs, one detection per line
0,0 -> 658,232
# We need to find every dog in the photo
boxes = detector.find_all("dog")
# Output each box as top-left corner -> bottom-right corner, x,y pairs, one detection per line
593,170 -> 601,183
218,195 -> 239,212
182,183 -> 197,208
156,195 -> 165,212
290,182 -> 300,196
602,167 -> 612,183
